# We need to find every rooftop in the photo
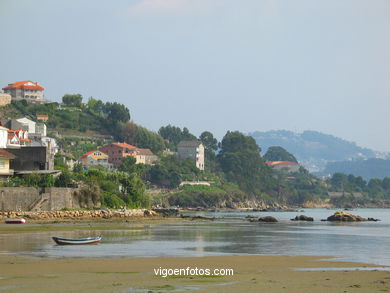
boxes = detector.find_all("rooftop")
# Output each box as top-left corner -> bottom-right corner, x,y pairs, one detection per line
177,140 -> 203,148
111,142 -> 138,149
3,80 -> 44,91
81,150 -> 108,158
0,149 -> 16,159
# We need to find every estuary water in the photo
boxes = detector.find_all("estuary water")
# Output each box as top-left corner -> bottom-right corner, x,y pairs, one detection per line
1,208 -> 390,266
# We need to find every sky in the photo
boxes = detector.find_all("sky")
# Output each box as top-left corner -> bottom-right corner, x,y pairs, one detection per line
0,0 -> 389,151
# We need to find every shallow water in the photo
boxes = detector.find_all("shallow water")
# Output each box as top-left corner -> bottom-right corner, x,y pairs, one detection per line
1,208 -> 390,266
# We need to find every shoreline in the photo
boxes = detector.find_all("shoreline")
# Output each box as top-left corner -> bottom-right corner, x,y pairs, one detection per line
0,254 -> 389,292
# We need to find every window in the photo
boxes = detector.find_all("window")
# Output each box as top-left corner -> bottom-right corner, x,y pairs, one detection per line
0,161 -> 5,169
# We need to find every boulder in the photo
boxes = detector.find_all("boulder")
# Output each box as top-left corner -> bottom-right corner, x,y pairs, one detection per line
258,216 -> 278,223
326,211 -> 379,222
291,215 -> 314,221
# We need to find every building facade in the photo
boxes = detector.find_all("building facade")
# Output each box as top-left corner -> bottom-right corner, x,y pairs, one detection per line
135,148 -> 158,165
81,150 -> 113,169
177,140 -> 205,170
99,142 -> 158,167
0,149 -> 16,176
99,142 -> 139,167
2,81 -> 46,103
11,117 -> 36,133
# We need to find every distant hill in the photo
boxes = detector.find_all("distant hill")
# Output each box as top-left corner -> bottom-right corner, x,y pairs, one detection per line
324,158 -> 390,180
248,130 -> 378,172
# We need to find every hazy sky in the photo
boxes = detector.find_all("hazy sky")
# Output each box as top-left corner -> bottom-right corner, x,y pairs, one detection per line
1,0 -> 389,151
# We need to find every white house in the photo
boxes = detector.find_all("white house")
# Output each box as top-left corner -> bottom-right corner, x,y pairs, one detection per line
177,140 -> 205,170
0,126 -> 8,148
11,117 -> 36,133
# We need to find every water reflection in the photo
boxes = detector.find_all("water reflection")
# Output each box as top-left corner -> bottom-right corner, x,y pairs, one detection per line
1,209 -> 390,265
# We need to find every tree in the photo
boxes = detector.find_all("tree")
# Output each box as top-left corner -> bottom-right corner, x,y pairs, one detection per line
135,125 -> 165,153
87,97 -> 104,113
158,125 -> 196,149
104,102 -> 130,125
199,131 -> 218,153
158,125 -> 183,147
120,173 -> 145,208
263,146 -> 298,162
218,131 -> 275,194
122,121 -> 137,145
118,156 -> 136,172
62,94 -> 83,107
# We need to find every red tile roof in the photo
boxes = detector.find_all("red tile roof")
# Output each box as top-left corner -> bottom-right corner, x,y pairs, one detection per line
111,142 -> 138,149
0,149 -> 16,159
2,80 -> 44,91
266,161 -> 298,166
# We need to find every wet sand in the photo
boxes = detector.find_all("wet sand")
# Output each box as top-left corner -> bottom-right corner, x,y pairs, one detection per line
0,255 -> 389,293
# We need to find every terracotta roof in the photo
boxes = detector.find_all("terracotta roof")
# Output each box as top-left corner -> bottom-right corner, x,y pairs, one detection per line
0,149 -> 16,159
137,148 -> 154,156
266,161 -> 298,166
81,150 -> 108,158
3,80 -> 44,91
111,142 -> 138,149
177,140 -> 202,148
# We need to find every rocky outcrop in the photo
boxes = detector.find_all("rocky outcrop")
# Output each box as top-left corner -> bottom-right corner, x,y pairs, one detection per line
0,209 -> 159,221
291,215 -> 314,221
325,211 -> 380,222
258,216 -> 278,223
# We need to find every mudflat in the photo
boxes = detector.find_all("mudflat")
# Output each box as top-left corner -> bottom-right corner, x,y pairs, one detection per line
0,255 -> 389,293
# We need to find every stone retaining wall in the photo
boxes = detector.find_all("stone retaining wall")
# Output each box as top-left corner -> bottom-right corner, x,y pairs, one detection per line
0,187 -> 80,211
0,209 -> 157,221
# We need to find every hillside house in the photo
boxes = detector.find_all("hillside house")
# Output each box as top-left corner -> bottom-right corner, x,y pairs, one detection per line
0,126 -> 8,148
177,140 -> 205,170
266,161 -> 300,173
81,150 -> 113,169
0,149 -> 16,176
135,148 -> 158,165
99,142 -> 158,167
99,142 -> 139,167
2,80 -> 48,104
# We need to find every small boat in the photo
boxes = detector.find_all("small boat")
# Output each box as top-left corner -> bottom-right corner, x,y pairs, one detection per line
5,218 -> 26,224
52,236 -> 102,245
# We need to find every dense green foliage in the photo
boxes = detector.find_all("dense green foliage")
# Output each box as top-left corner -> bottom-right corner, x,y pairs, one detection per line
158,125 -> 196,150
52,168 -> 150,208
62,94 -> 83,107
218,131 -> 275,194
328,172 -> 390,200
264,146 -> 298,162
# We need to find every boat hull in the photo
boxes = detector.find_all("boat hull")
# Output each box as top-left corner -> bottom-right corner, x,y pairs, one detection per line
52,236 -> 102,245
5,218 -> 26,224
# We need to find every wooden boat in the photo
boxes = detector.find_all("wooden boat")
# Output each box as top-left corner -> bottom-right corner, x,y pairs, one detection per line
52,236 -> 102,245
5,218 -> 26,224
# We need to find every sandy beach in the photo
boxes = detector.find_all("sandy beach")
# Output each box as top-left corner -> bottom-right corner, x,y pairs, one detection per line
0,254 -> 389,293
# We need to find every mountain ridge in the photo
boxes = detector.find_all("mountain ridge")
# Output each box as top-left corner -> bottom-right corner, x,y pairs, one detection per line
248,129 -> 384,172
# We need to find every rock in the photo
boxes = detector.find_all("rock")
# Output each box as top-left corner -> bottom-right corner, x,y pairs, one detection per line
258,216 -> 278,223
290,215 -> 314,221
326,211 -> 379,222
